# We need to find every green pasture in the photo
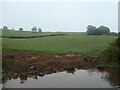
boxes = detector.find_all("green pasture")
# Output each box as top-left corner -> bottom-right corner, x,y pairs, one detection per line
2,30 -> 117,55
2,29 -> 59,37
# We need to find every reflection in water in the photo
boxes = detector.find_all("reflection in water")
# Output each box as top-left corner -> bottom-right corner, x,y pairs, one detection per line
98,69 -> 120,87
66,67 -> 76,74
19,73 -> 28,84
18,68 -> 76,84
3,69 -> 120,88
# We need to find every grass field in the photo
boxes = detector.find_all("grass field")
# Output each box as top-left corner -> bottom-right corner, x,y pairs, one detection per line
2,30 -> 117,55
1,29 -> 68,38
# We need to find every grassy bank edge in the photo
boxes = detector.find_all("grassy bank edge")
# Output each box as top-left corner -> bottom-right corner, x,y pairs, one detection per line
2,48 -> 101,56
2,50 -> 120,69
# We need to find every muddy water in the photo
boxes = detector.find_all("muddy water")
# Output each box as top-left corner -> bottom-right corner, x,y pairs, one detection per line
3,69 -> 120,88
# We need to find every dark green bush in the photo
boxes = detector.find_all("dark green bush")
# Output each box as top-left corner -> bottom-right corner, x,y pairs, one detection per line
101,36 -> 120,63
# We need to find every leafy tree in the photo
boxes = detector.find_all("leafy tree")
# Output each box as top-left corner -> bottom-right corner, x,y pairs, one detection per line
3,26 -> 8,30
31,27 -> 37,32
86,25 -> 110,35
12,28 -> 14,31
87,25 -> 97,35
97,25 -> 110,35
19,28 -> 23,31
38,28 -> 42,32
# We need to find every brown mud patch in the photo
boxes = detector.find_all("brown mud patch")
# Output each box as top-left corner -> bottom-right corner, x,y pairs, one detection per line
2,51 -> 97,83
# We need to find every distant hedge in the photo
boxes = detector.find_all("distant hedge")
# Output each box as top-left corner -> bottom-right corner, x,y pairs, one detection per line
1,34 -> 67,39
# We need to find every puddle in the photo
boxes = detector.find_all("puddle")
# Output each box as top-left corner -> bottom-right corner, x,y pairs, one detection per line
3,69 -> 120,88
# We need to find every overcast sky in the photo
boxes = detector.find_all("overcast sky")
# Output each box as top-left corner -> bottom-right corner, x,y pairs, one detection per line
0,0 -> 118,32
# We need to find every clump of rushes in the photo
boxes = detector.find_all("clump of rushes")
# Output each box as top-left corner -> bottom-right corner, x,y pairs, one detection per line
19,72 -> 28,83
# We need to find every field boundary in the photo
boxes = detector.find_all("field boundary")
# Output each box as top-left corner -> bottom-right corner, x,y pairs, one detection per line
1,34 -> 67,39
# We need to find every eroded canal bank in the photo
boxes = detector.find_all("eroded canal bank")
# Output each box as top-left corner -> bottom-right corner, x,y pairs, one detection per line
2,51 -> 120,88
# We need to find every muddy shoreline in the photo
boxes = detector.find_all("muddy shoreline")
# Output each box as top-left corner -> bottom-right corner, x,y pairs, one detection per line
2,51 -> 97,83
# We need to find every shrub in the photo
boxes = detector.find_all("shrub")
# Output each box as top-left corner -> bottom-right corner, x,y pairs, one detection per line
101,36 -> 120,63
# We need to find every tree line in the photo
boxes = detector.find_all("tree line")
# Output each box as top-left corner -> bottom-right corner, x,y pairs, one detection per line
2,26 -> 42,32
86,25 -> 118,36
2,25 -> 118,35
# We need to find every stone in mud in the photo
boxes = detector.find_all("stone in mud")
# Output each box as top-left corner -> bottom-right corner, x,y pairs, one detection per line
32,57 -> 37,59
29,66 -> 37,74
55,55 -> 61,58
29,66 -> 36,69
39,73 -> 45,77
66,54 -> 75,57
